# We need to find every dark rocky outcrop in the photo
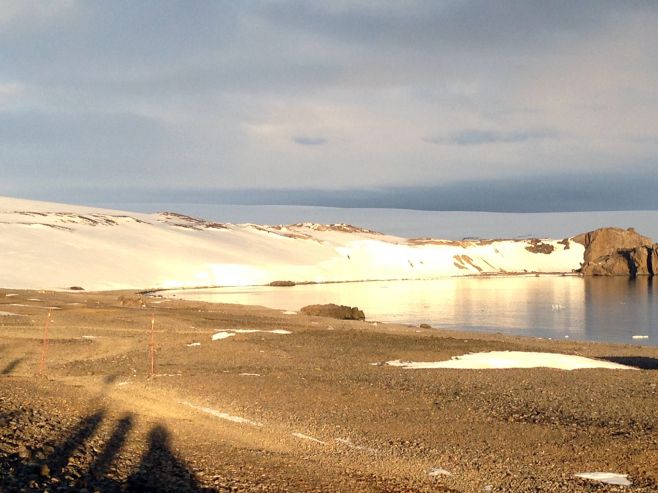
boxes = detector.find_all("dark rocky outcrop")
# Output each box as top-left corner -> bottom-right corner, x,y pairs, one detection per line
300,303 -> 365,320
269,280 -> 296,287
525,239 -> 554,254
573,227 -> 658,276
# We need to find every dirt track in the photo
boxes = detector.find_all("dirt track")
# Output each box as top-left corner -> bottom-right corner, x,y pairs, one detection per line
1,289 -> 657,492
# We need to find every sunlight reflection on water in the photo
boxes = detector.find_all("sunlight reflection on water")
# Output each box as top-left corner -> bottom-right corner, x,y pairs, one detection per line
167,277 -> 657,346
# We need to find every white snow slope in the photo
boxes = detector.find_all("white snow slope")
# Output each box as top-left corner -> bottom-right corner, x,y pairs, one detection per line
0,196 -> 585,291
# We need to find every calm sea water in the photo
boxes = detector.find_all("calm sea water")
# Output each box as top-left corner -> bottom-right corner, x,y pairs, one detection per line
168,276 -> 658,346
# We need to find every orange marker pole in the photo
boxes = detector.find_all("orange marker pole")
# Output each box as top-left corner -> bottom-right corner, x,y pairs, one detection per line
38,309 -> 52,374
149,314 -> 156,378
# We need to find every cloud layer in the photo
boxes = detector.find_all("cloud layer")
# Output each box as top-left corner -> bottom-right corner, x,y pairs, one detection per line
1,1 -> 657,209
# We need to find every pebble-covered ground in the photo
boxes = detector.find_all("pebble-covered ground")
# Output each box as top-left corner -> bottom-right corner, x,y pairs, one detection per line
1,289 -> 657,492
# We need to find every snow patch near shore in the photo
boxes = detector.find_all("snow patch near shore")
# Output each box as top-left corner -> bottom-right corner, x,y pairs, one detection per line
574,472 -> 631,486
384,351 -> 637,370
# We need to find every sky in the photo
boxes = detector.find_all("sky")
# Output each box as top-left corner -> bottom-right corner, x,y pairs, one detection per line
1,0 -> 657,211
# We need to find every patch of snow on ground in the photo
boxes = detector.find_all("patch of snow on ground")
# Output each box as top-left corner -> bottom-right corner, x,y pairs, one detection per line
4,293 -> 18,297
81,335 -> 96,340
180,400 -> 263,427
384,351 -> 637,370
335,438 -> 378,454
427,467 -> 452,477
282,310 -> 297,315
211,332 -> 235,341
231,329 -> 291,335
239,373 -> 261,377
632,335 -> 649,340
574,472 -> 631,486
186,342 -> 201,347
292,432 -> 326,444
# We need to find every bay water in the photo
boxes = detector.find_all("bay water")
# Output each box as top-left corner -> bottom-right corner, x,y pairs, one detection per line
168,276 -> 657,346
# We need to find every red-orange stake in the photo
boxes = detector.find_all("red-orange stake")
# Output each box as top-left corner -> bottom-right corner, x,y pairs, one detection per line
38,308 -> 52,374
148,314 -> 156,378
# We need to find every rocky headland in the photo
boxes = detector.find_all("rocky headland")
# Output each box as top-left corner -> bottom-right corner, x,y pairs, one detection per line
574,227 -> 658,276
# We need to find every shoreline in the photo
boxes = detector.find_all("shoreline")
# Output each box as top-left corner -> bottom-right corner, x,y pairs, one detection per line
142,271 -> 584,295
1,288 -> 657,491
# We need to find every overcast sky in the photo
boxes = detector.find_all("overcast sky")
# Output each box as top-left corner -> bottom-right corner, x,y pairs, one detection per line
1,1 -> 657,211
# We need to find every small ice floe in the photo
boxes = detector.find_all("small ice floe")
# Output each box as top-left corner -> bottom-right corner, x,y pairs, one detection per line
180,400 -> 263,427
211,332 -> 236,341
292,432 -> 326,444
335,438 -> 378,454
632,335 -> 649,340
186,342 -> 201,347
282,310 -> 297,315
382,351 -> 638,371
427,467 -> 452,477
574,472 -> 631,486
239,373 -> 261,377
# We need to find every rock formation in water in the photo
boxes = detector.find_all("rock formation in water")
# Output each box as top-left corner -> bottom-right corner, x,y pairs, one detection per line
573,227 -> 658,276
300,303 -> 366,320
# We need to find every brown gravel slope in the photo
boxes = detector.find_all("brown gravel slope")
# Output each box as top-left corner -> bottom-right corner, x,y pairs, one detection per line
1,289 -> 657,492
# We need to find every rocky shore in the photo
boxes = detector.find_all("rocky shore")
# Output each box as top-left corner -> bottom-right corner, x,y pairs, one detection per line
576,227 -> 658,276
1,289 -> 657,492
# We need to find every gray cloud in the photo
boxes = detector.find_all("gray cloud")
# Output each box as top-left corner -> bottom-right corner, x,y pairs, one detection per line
0,1 -> 657,210
425,129 -> 557,146
293,136 -> 327,146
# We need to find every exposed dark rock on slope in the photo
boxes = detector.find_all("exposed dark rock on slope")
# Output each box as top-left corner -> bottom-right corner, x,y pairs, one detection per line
300,303 -> 366,320
574,227 -> 658,276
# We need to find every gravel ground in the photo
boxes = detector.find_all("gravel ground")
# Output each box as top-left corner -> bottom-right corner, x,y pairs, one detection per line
1,289 -> 657,492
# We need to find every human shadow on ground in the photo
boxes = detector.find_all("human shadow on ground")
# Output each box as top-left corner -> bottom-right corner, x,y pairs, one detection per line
0,407 -> 216,492
88,414 -> 133,488
601,356 -> 658,370
126,425 -> 213,492
1,357 -> 24,375
48,409 -> 106,475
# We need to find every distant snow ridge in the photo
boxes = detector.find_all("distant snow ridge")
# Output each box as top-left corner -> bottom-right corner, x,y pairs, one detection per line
0,196 -> 585,291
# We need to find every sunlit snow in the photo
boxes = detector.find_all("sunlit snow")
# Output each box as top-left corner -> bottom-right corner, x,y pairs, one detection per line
384,351 -> 637,370
574,472 -> 631,486
0,196 -> 586,291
